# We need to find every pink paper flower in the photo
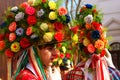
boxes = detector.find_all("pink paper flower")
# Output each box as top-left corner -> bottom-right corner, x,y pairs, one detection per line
87,44 -> 95,53
9,22 -> 17,32
26,27 -> 33,36
9,33 -> 16,42
66,53 -> 71,59
58,7 -> 67,16
25,6 -> 35,15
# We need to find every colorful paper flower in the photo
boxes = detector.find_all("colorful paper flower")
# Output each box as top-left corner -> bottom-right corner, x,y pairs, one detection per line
37,9 -> 44,17
0,34 -> 4,41
40,23 -> 48,31
15,12 -> 25,21
27,16 -> 37,25
85,4 -> 93,9
60,53 -> 65,59
54,22 -> 63,31
26,27 -> 33,36
9,22 -> 17,32
11,42 -> 20,52
43,32 -> 53,42
54,32 -> 64,42
84,15 -> 93,24
25,6 -> 36,15
0,40 -> 5,50
87,44 -> 95,53
11,6 -> 18,12
72,34 -> 78,43
5,49 -> 14,58
91,30 -> 100,39
95,39 -> 104,50
9,33 -> 16,42
20,2 -> 30,9
66,53 -> 71,59
58,7 -> 67,16
15,27 -> 24,36
20,38 -> 31,49
48,1 -> 56,10
70,25 -> 79,34
49,11 -> 57,20
42,0 -> 47,3
83,38 -> 90,46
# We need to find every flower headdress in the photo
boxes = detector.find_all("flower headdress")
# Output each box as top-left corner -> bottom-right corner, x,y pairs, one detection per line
75,4 -> 109,61
0,0 -> 71,58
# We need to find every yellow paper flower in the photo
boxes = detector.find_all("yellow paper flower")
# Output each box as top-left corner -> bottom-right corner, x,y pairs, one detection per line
95,39 -> 104,50
58,59 -> 63,65
48,1 -> 56,10
43,32 -> 53,42
40,23 -> 48,31
11,42 -> 20,52
49,11 -> 57,20
83,38 -> 90,46
72,34 -> 78,43
62,46 -> 66,53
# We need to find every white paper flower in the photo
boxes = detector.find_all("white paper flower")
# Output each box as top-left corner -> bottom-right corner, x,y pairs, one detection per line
15,12 -> 25,21
84,14 -> 93,24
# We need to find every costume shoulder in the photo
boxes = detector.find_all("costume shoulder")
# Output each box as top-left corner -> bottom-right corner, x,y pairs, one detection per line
65,63 -> 84,80
16,69 -> 38,80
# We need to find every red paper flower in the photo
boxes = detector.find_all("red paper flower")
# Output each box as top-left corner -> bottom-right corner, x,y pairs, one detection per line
60,53 -> 65,59
20,38 -> 30,49
54,22 -> 63,31
5,33 -> 10,39
25,6 -> 35,15
70,25 -> 79,34
0,34 -> 4,41
58,7 -> 67,16
54,32 -> 64,42
27,16 -> 36,25
66,53 -> 71,59
20,2 -> 30,9
92,22 -> 102,32
26,27 -> 33,36
9,22 -> 17,32
87,44 -> 95,53
0,40 -> 5,50
100,49 -> 106,57
5,49 -> 13,58
9,33 -> 16,42
83,47 -> 89,54
42,0 -> 47,3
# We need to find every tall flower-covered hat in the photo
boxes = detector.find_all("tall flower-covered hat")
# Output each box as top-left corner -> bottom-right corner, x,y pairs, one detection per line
0,0 -> 71,58
76,4 -> 109,61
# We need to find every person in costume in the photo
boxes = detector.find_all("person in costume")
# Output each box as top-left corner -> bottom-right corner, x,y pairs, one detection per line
64,4 -> 120,80
0,0 -> 72,80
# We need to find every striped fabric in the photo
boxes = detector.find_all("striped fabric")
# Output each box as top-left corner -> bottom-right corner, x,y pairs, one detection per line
108,67 -> 120,80
66,63 -> 120,80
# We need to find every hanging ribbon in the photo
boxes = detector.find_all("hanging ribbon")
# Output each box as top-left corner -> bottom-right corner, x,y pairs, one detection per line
29,46 -> 47,80
83,54 -> 110,80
